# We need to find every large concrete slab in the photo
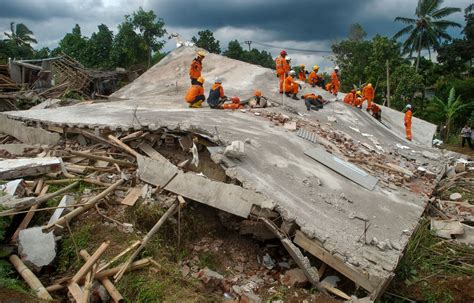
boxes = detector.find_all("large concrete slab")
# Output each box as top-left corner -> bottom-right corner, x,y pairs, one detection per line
1,46 -> 448,294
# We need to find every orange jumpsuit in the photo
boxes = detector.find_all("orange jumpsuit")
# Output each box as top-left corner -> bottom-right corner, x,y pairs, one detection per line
308,71 -> 319,86
343,92 -> 355,105
189,59 -> 202,83
362,85 -> 375,108
404,109 -> 413,141
284,75 -> 299,94
353,97 -> 363,108
275,56 -> 290,93
331,71 -> 340,94
370,104 -> 381,120
298,70 -> 306,81
325,83 -> 333,92
185,84 -> 205,107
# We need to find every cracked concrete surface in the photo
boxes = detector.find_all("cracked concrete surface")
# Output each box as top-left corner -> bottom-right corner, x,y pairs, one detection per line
1,46 -> 451,293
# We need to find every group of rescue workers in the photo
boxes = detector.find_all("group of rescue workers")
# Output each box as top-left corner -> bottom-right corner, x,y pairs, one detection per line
184,49 -> 414,141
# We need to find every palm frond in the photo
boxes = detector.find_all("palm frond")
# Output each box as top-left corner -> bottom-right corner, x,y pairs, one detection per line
448,87 -> 456,106
432,20 -> 462,29
466,3 -> 474,14
394,17 -> 417,24
432,7 -> 462,19
9,22 -> 15,35
394,25 -> 415,39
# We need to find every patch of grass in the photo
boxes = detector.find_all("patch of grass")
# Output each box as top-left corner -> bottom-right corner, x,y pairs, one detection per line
120,274 -> 165,303
0,260 -> 28,294
56,224 -> 93,272
125,203 -> 165,231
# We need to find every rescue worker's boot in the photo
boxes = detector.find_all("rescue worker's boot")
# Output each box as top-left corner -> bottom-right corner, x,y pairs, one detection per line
292,94 -> 299,100
285,93 -> 291,97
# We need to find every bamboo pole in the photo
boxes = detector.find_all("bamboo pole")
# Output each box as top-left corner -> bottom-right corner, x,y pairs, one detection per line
10,185 -> 49,241
71,242 -> 110,283
81,250 -> 124,303
67,282 -> 84,302
107,135 -> 140,158
46,258 -> 151,292
1,202 -> 91,217
9,255 -> 53,300
43,179 -> 124,231
69,150 -> 135,167
114,202 -> 179,282
98,240 -> 140,272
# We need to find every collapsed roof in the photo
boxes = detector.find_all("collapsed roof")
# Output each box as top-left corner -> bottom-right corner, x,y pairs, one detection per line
0,46 -> 452,299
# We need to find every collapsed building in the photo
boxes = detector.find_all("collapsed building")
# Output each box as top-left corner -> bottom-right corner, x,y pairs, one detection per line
0,46 -> 458,300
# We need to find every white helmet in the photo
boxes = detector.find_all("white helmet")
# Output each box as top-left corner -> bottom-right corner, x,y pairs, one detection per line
286,56 -> 292,61
289,70 -> 296,76
335,66 -> 340,70
405,104 -> 412,109
214,77 -> 222,83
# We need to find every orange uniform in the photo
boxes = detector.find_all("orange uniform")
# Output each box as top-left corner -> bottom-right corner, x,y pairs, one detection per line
331,71 -> 340,94
343,92 -> 355,105
370,104 -> 381,120
325,83 -> 333,92
404,109 -> 413,141
284,75 -> 299,94
298,70 -> 306,81
275,56 -> 290,93
189,59 -> 202,81
308,71 -> 320,86
185,85 -> 205,104
353,97 -> 363,108
362,85 -> 375,108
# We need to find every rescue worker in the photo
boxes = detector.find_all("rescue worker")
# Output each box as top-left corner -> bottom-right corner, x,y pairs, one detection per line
325,82 -> 334,93
404,104 -> 413,141
275,50 -> 290,94
353,90 -> 363,108
189,51 -> 206,85
284,70 -> 300,100
331,66 -> 340,95
343,89 -> 356,105
298,64 -> 307,81
362,83 -> 375,111
207,77 -> 227,109
185,76 -> 205,108
308,65 -> 324,88
302,93 -> 326,111
222,97 -> 242,110
369,103 -> 382,121
248,90 -> 268,108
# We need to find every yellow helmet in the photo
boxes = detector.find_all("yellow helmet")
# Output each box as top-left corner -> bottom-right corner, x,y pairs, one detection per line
197,77 -> 205,84
356,90 -> 362,95
313,65 -> 319,70
197,51 -> 206,57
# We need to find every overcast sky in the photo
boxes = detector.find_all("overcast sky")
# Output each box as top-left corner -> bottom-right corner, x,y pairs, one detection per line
0,0 -> 471,72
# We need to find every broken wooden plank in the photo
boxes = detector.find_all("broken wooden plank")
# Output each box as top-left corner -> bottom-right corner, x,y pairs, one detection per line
108,135 -> 139,157
69,150 -> 135,167
294,230 -> 380,293
0,114 -> 60,145
120,187 -> 141,206
9,254 -> 53,300
0,157 -> 62,179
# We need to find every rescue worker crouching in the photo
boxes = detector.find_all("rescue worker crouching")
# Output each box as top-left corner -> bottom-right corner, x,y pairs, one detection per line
368,103 -> 382,121
284,70 -> 301,100
353,90 -> 363,108
302,93 -> 326,111
185,76 -> 205,108
308,65 -> 324,88
189,51 -> 206,85
207,77 -> 227,109
343,89 -> 356,105
248,90 -> 268,108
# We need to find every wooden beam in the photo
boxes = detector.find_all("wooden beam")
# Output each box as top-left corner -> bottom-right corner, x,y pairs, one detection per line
294,230 -> 381,293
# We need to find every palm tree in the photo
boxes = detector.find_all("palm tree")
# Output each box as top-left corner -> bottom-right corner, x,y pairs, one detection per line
430,87 -> 472,141
393,0 -> 461,71
4,22 -> 37,49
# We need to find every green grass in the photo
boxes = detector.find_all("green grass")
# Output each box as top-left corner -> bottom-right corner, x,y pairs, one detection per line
119,274 -> 165,303
0,260 -> 28,294
56,224 -> 93,272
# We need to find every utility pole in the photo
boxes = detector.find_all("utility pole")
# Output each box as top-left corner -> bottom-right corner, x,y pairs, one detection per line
386,59 -> 391,108
244,41 -> 252,51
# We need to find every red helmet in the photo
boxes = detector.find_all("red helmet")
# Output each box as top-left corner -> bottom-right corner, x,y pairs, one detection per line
280,50 -> 287,56
231,97 -> 240,104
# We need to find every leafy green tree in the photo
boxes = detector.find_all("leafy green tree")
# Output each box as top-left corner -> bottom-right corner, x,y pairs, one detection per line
34,47 -> 50,59
223,40 -> 244,60
84,24 -> 114,68
191,30 -> 221,54
428,87 -> 473,140
393,0 -> 461,71
390,64 -> 424,110
53,24 -> 88,62
223,40 -> 274,69
348,23 -> 367,41
130,7 -> 166,67
111,19 -> 147,68
2,22 -> 37,59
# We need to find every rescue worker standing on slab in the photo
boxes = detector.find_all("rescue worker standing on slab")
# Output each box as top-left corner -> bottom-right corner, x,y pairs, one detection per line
207,77 -> 227,109
185,76 -> 205,108
362,83 -> 375,111
284,70 -> 300,100
331,66 -> 340,96
189,51 -> 205,85
404,104 -> 413,141
275,50 -> 290,94
298,64 -> 307,81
